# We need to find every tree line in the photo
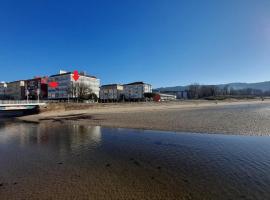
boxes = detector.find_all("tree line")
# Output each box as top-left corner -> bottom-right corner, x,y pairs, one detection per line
188,83 -> 269,99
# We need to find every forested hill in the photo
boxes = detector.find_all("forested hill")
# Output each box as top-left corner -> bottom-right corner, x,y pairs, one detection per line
155,81 -> 270,92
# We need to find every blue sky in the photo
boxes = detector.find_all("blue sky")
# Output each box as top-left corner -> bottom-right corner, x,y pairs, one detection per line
0,0 -> 270,88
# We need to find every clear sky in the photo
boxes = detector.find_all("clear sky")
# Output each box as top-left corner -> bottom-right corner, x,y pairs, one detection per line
0,0 -> 270,88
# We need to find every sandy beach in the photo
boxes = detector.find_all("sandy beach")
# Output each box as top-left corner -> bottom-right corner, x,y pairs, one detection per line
17,100 -> 270,136
3,100 -> 270,199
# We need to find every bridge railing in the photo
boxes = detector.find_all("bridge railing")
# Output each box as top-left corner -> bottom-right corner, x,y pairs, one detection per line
0,100 -> 48,105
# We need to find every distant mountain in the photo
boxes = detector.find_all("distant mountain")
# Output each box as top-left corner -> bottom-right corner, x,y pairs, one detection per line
154,86 -> 187,92
218,82 -> 270,92
155,81 -> 270,92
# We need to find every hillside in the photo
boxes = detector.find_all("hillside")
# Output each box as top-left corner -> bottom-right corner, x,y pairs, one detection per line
155,81 -> 270,92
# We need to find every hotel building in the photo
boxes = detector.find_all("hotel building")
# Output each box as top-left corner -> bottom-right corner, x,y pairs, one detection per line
25,77 -> 48,100
99,84 -> 124,102
0,82 -> 7,99
48,70 -> 100,99
123,82 -> 152,100
5,80 -> 25,100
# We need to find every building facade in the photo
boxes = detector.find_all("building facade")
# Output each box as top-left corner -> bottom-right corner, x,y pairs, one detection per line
5,81 -> 25,100
0,82 -> 7,99
154,90 -> 189,99
48,71 -> 100,100
123,82 -> 152,100
25,77 -> 48,100
176,91 -> 188,99
99,84 -> 124,102
153,93 -> 177,102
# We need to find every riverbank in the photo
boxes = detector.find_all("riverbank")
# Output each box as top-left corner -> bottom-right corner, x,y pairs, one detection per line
16,99 -> 270,136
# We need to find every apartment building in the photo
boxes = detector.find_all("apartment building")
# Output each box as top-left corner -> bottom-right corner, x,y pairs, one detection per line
99,84 -> 124,102
25,77 -> 48,100
48,70 -> 100,99
0,82 -> 7,99
5,80 -> 25,100
123,82 -> 152,100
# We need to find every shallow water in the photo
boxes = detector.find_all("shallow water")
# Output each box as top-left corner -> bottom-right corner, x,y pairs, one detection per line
1,121 -> 270,199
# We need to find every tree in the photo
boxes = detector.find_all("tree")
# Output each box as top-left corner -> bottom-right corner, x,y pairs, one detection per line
66,82 -> 93,102
188,83 -> 200,99
87,93 -> 98,101
223,85 -> 230,95
66,82 -> 77,101
77,82 -> 92,100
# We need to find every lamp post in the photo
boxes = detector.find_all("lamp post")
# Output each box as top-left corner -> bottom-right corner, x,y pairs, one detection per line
37,88 -> 40,103
4,83 -> 7,101
26,89 -> 29,104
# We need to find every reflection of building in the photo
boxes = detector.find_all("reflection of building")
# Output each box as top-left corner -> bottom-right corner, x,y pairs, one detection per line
99,84 -> 124,102
38,124 -> 102,156
48,70 -> 100,99
25,77 -> 48,100
6,81 -> 25,100
123,82 -> 152,100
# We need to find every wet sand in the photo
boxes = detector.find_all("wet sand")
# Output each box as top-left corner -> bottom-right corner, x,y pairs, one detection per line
18,100 -> 270,136
1,123 -> 270,200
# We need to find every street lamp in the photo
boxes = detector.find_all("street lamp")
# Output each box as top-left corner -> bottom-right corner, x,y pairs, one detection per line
4,83 -> 7,100
37,88 -> 40,103
26,89 -> 29,103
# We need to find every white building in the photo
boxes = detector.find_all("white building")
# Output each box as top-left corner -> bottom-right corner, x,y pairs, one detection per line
48,70 -> 100,99
158,93 -> 177,101
123,82 -> 152,100
100,84 -> 124,102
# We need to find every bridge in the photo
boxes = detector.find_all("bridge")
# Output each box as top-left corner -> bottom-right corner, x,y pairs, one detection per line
0,100 -> 47,116
0,100 -> 47,107
0,100 -> 46,113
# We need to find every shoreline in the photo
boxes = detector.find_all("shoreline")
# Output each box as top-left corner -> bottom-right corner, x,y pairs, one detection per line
15,99 -> 270,136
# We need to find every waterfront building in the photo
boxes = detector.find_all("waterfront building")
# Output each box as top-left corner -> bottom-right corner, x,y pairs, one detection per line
99,84 -> 124,102
5,80 -> 25,100
25,77 -> 48,100
123,82 -> 152,100
0,82 -> 7,99
176,91 -> 188,99
48,70 -> 100,100
153,93 -> 177,102
153,90 -> 189,99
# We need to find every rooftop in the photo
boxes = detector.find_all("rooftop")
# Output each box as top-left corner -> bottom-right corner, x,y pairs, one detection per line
101,84 -> 123,87
6,80 -> 25,84
25,76 -> 48,81
50,71 -> 97,79
124,81 -> 151,86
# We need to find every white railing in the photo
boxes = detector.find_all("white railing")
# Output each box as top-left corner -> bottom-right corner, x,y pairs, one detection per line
0,100 -> 47,105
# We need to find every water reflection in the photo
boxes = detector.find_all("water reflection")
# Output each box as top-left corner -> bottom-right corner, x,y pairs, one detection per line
1,121 -> 270,200
0,122 -> 102,156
